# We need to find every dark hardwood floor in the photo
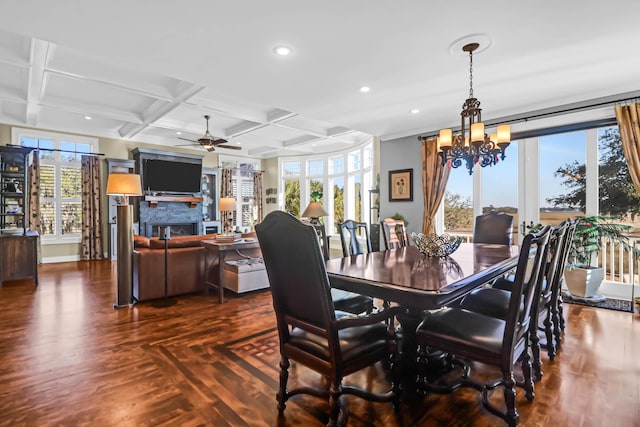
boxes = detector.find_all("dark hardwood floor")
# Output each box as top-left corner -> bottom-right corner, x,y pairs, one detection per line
0,260 -> 639,426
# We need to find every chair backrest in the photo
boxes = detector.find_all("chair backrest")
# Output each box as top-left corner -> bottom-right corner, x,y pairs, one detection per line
503,225 -> 552,352
312,222 -> 330,261
473,211 -> 514,245
256,211 -> 336,337
338,220 -> 372,257
549,219 -> 577,302
381,218 -> 408,250
541,220 -> 570,299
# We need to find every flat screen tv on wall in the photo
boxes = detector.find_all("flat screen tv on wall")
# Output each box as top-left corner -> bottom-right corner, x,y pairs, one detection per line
143,159 -> 202,194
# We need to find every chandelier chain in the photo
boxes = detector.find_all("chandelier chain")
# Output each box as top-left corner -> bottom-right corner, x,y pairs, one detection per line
468,49 -> 474,99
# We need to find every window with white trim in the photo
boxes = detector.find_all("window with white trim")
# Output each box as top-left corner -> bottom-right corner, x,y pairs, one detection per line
219,156 -> 262,230
12,128 -> 96,242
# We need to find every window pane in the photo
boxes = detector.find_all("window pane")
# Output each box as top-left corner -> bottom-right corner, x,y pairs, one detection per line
21,137 -> 37,148
309,178 -> 323,204
283,161 -> 300,176
60,142 -> 76,162
348,151 -> 361,172
40,201 -> 56,235
40,165 -> 56,198
598,127 -> 640,230
332,177 -> 344,233
353,174 -> 362,222
539,131 -> 586,225
308,159 -> 323,176
38,139 -> 55,160
363,146 -> 373,169
444,169 -> 473,235
61,167 -> 81,198
330,157 -> 344,174
284,178 -> 300,217
482,141 -> 519,238
61,202 -> 81,234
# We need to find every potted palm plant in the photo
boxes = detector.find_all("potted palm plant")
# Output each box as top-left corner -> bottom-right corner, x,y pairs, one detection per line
565,216 -> 634,300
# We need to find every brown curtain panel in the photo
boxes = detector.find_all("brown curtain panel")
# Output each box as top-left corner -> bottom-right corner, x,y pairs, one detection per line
253,171 -> 263,224
28,151 -> 41,233
80,155 -> 104,260
615,103 -> 640,193
421,138 -> 450,235
221,168 -> 233,229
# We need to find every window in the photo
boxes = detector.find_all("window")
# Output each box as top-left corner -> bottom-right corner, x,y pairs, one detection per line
14,129 -> 96,242
281,141 -> 374,234
220,157 -> 262,230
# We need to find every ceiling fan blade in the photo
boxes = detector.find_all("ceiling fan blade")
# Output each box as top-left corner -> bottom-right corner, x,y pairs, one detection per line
217,144 -> 242,150
212,138 -> 228,145
178,137 -> 198,143
206,146 -> 216,152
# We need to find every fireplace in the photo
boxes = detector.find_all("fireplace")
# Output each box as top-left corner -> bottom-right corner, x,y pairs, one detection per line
146,222 -> 199,238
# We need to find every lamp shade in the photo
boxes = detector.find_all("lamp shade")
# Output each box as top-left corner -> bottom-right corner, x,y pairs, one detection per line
302,201 -> 328,218
106,173 -> 142,197
219,197 -> 237,212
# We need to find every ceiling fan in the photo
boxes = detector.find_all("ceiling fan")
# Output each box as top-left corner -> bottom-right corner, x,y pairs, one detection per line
176,115 -> 241,152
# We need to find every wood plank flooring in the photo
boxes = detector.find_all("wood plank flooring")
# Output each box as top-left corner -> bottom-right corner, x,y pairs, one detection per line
0,260 -> 639,426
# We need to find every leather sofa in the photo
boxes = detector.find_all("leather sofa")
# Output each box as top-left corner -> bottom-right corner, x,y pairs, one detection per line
132,233 -> 262,302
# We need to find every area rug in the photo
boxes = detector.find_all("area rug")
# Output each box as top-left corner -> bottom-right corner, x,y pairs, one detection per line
563,292 -> 634,312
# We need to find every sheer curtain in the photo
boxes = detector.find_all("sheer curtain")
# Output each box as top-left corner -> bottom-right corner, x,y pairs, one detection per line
80,155 -> 103,260
253,171 -> 263,224
615,103 -> 640,193
421,138 -> 450,235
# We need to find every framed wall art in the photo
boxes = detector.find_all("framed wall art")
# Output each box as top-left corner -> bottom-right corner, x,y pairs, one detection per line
388,169 -> 413,202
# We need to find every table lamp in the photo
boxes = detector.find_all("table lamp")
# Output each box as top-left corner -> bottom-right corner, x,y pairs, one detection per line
106,173 -> 142,309
302,201 -> 328,225
219,197 -> 237,234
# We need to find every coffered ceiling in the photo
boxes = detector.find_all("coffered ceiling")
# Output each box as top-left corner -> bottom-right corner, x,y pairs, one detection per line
0,1 -> 638,158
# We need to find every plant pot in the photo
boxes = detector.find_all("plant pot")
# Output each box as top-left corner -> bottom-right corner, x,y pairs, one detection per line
564,266 -> 605,299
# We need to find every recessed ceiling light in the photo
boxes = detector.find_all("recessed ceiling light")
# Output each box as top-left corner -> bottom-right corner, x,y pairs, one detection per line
274,46 -> 291,56
176,131 -> 182,135
84,116 -> 92,120
236,142 -> 241,145
410,109 -> 420,114
360,86 -> 370,93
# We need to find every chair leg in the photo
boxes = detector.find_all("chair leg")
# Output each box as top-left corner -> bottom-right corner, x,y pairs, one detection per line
277,357 -> 290,414
530,329 -> 543,382
390,330 -> 402,411
553,300 -> 564,349
521,349 -> 535,401
327,380 -> 343,427
558,297 -> 566,331
543,313 -> 556,361
502,371 -> 520,427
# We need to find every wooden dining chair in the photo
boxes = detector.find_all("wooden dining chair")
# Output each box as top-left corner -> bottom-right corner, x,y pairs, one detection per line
380,218 -> 408,250
459,221 -> 573,374
338,220 -> 372,256
473,211 -> 514,245
255,211 -> 405,426
416,225 -> 552,427
312,222 -> 375,315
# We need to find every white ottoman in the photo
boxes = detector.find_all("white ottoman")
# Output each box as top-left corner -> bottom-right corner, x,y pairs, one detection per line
222,261 -> 270,293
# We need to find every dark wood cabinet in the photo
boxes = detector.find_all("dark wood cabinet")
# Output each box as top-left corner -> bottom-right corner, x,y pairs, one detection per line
0,146 -> 38,285
0,231 -> 38,285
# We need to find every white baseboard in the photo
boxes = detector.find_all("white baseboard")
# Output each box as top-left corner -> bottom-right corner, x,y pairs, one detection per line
42,255 -> 81,264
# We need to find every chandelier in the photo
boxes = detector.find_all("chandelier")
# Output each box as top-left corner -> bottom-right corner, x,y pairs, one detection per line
436,42 -> 510,175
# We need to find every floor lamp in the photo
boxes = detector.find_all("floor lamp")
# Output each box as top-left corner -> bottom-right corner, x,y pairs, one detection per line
107,173 -> 142,309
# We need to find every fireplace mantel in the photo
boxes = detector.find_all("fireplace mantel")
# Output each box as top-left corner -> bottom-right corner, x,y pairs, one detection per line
144,195 -> 203,208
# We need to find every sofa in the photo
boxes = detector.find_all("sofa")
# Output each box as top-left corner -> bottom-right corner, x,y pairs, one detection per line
132,233 -> 264,302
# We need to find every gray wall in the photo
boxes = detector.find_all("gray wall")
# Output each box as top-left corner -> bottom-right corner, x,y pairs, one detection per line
380,134 -> 423,237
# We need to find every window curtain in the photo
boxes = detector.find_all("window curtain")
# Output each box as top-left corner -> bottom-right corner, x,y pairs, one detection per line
28,151 -> 41,233
80,155 -> 103,260
221,168 -> 233,229
421,138 -> 450,235
615,103 -> 640,193
253,171 -> 263,224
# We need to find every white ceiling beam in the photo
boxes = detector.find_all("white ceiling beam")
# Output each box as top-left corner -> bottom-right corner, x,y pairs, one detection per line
118,83 -> 205,138
25,38 -> 52,126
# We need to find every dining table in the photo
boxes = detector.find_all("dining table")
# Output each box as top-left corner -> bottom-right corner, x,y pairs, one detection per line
325,242 -> 520,386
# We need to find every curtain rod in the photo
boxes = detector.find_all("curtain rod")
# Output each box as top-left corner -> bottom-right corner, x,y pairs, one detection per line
417,92 -> 640,140
6,144 -> 105,157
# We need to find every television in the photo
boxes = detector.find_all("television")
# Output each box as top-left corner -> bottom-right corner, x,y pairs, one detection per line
143,159 -> 202,194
